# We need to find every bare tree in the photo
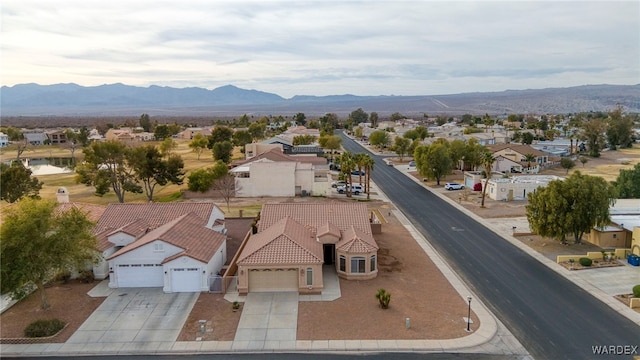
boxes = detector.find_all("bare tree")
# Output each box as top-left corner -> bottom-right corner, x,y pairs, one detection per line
213,174 -> 240,213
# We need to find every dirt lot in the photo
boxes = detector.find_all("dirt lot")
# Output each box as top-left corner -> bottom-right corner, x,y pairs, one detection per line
297,204 -> 477,340
0,280 -> 104,342
177,293 -> 242,341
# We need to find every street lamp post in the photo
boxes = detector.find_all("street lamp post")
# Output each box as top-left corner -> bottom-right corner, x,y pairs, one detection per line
466,296 -> 472,332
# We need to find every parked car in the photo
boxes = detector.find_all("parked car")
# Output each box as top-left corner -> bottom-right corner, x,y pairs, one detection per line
337,184 -> 364,195
331,180 -> 346,188
408,160 -> 416,167
351,170 -> 365,176
445,182 -> 464,190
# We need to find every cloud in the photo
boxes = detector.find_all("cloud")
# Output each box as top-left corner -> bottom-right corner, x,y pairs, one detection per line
1,0 -> 638,97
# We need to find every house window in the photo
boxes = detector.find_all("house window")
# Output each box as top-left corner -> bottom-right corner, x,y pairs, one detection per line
306,268 -> 313,286
154,243 -> 164,252
612,234 -> 617,239
351,257 -> 366,273
370,255 -> 376,272
339,256 -> 346,272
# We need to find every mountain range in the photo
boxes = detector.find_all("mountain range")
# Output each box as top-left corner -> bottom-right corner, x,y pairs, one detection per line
1,83 -> 639,117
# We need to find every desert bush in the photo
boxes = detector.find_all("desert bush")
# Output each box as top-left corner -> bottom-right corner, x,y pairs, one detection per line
24,319 -> 66,338
375,288 -> 391,309
77,270 -> 94,283
579,257 -> 592,267
633,285 -> 640,298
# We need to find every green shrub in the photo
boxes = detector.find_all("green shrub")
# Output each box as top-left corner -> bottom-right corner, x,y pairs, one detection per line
375,288 -> 391,309
579,257 -> 592,267
24,319 -> 66,338
633,285 -> 640,298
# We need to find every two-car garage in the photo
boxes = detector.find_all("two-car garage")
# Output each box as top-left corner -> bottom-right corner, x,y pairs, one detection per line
116,264 -> 164,288
113,264 -> 203,292
248,268 -> 298,292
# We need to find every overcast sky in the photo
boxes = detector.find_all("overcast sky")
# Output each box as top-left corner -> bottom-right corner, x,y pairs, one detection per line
2,1 -> 638,98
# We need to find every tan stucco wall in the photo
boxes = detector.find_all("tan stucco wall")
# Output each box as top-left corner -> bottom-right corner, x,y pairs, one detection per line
486,180 -> 546,201
631,227 -> 640,256
236,162 -> 296,197
589,229 -> 629,248
336,251 -> 378,280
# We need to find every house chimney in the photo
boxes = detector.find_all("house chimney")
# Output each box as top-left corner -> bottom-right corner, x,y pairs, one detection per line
56,187 -> 69,203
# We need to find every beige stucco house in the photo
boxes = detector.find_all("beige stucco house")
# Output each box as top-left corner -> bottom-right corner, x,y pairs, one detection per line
486,144 -> 549,172
234,202 -> 379,294
231,148 -> 329,197
483,175 -> 563,201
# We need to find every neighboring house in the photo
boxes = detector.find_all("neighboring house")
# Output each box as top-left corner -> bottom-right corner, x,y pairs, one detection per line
24,132 -> 48,145
487,144 -> 549,166
483,175 -> 563,201
46,130 -> 67,145
177,127 -> 211,140
492,155 -> 524,174
245,143 -> 283,159
230,148 -> 329,197
105,129 -> 138,145
589,199 -> 640,249
0,132 -> 8,147
92,202 -> 226,293
88,129 -> 105,142
234,202 -> 379,294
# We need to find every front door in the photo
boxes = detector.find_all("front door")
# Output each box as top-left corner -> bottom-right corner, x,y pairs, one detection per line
323,244 -> 335,265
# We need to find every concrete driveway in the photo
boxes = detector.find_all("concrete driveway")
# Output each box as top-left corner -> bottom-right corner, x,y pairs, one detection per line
63,288 -> 198,352
233,292 -> 298,350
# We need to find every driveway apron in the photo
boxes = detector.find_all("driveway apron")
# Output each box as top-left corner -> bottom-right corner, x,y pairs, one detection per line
65,288 -> 198,347
233,292 -> 298,349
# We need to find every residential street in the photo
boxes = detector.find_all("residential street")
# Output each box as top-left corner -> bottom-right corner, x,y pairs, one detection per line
340,133 -> 640,359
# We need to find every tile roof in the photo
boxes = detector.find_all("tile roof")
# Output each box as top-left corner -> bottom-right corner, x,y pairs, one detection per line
111,218 -> 150,237
238,216 -> 323,265
232,148 -> 326,167
55,202 -> 106,223
486,144 -> 546,157
258,202 -> 371,234
337,226 -> 379,253
317,221 -> 341,238
107,212 -> 226,264
94,202 -> 219,234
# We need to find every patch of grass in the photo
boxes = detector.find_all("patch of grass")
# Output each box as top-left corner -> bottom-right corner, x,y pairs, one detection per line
156,191 -> 183,203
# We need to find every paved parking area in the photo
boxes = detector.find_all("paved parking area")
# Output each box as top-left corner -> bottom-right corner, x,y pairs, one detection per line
63,288 -> 198,351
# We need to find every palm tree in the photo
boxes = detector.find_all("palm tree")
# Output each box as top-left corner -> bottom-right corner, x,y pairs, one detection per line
362,154 -> 375,199
524,153 -> 536,171
339,152 -> 355,197
480,152 -> 495,208
354,153 -> 367,185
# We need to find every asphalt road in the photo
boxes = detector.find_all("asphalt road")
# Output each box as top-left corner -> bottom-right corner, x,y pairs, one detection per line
340,133 -> 640,359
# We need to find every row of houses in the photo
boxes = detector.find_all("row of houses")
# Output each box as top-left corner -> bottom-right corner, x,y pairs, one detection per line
57,188 -> 380,295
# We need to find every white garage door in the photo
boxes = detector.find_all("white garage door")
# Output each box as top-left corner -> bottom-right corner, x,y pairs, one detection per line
171,268 -> 201,292
248,269 -> 298,292
116,264 -> 163,288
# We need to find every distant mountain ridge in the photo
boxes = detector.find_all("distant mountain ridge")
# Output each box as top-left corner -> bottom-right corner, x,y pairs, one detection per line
1,83 -> 638,117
